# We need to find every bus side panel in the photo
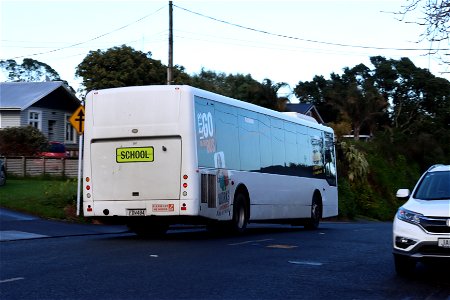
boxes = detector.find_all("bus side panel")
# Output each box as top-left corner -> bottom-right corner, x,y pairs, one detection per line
322,186 -> 338,218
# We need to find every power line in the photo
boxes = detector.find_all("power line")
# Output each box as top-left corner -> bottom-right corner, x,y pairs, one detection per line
173,4 -> 450,52
2,5 -> 166,60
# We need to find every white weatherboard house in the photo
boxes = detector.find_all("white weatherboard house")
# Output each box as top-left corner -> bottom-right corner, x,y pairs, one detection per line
0,81 -> 81,152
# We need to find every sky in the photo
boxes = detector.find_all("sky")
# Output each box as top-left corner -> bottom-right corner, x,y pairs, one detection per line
1,0 -> 449,100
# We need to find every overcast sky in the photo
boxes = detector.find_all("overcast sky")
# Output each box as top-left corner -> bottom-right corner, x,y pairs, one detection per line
1,0 -> 449,99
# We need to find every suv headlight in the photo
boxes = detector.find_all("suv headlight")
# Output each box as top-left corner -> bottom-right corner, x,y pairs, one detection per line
397,207 -> 422,225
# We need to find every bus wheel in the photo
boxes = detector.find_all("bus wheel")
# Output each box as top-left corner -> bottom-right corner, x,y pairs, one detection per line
304,194 -> 322,230
231,193 -> 248,234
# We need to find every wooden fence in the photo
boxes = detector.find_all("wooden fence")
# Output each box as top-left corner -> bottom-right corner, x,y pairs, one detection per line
1,156 -> 79,178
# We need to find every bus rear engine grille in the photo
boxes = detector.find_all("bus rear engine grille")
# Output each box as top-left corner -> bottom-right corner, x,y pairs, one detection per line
201,174 -> 216,208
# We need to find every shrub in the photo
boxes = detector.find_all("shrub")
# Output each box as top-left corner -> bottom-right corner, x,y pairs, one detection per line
0,126 -> 48,156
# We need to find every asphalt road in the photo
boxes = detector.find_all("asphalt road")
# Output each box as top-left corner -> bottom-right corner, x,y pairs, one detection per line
1,208 -> 449,300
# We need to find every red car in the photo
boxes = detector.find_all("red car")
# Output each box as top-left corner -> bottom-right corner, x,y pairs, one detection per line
39,142 -> 68,158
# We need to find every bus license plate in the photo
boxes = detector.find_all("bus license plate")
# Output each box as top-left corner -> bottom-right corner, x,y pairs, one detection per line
438,238 -> 450,248
127,209 -> 146,216
116,147 -> 154,163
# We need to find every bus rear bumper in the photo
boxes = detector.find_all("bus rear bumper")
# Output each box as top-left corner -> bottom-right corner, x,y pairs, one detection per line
82,199 -> 199,217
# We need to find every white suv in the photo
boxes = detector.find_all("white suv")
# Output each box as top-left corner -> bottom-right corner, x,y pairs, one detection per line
393,164 -> 450,275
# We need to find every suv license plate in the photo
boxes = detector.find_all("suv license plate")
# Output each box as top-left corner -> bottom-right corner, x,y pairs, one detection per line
127,209 -> 146,216
438,238 -> 450,248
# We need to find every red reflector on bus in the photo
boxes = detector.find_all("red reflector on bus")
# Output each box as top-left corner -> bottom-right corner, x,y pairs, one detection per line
183,183 -> 188,188
87,206 -> 92,212
86,185 -> 91,190
183,175 -> 188,180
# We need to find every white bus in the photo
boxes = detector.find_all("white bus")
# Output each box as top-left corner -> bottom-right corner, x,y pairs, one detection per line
82,85 -> 338,235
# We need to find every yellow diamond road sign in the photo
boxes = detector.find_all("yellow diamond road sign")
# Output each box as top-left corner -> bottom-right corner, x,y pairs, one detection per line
69,106 -> 85,135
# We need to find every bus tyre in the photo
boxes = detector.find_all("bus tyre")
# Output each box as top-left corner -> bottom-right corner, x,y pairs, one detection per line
231,193 -> 248,234
304,195 -> 321,230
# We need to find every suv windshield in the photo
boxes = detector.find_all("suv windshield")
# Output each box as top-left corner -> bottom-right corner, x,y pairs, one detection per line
414,171 -> 450,200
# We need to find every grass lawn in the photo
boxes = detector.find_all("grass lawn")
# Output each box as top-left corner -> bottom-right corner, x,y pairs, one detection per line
0,178 -> 78,220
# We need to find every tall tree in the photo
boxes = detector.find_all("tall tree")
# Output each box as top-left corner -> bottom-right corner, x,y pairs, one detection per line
294,75 -> 342,124
294,64 -> 388,139
338,64 -> 388,139
399,0 -> 450,65
191,69 -> 287,110
371,56 -> 449,134
0,58 -> 62,82
76,45 -> 169,94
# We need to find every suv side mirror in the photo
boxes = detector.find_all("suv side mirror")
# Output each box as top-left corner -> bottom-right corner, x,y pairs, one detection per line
396,189 -> 410,199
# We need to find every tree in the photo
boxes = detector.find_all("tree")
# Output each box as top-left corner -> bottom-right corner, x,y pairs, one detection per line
191,69 -> 287,111
247,79 -> 288,111
371,56 -> 450,167
294,75 -> 341,123
0,58 -> 62,82
0,58 -> 75,93
0,126 -> 48,156
294,63 -> 388,139
338,64 -> 388,139
75,45 -> 168,94
399,0 -> 450,65
371,56 -> 449,134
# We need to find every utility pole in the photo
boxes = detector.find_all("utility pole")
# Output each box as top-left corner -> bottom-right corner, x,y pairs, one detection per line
167,1 -> 173,85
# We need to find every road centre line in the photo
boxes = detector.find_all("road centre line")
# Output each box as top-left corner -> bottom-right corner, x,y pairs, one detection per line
228,239 -> 273,246
0,277 -> 25,284
288,261 -> 323,266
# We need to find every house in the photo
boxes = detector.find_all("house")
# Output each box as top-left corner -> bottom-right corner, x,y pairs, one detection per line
285,103 -> 324,124
0,81 -> 81,153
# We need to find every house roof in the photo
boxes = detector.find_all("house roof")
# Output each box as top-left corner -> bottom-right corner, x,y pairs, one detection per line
285,103 -> 314,114
0,81 -> 79,110
285,103 -> 324,124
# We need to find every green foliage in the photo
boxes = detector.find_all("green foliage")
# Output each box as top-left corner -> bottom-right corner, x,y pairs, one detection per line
338,141 -> 369,183
43,179 -> 77,208
75,45 -> 168,94
0,178 -> 78,220
337,139 -> 422,221
0,126 -> 48,156
190,69 -> 287,110
0,58 -> 62,82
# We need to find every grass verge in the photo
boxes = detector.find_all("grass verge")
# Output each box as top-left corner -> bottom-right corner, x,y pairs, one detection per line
0,178 -> 78,220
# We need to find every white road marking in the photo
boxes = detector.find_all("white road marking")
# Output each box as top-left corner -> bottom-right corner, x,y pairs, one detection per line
0,277 -> 25,283
267,244 -> 298,249
228,239 -> 273,246
288,261 -> 323,266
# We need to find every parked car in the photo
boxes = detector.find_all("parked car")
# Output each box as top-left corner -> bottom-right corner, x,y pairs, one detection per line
0,159 -> 6,186
393,164 -> 450,275
39,142 -> 68,158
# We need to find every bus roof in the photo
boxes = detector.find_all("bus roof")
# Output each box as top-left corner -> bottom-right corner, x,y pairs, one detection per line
88,85 -> 333,133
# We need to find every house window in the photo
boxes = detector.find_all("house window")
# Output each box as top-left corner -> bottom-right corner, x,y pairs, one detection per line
65,114 -> 77,143
28,110 -> 42,130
